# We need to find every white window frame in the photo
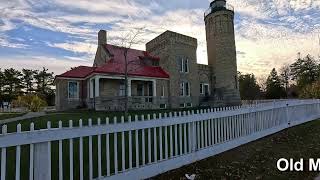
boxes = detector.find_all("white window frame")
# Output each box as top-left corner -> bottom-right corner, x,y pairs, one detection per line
119,82 -> 125,96
68,81 -> 79,100
180,82 -> 184,96
179,103 -> 186,108
200,83 -> 204,94
180,58 -> 184,73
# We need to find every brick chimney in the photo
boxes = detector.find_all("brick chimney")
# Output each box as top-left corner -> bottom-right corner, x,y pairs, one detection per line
98,30 -> 107,45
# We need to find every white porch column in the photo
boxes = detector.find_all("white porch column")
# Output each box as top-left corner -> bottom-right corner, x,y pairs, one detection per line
87,80 -> 90,99
128,79 -> 132,97
152,80 -> 156,97
90,79 -> 94,98
95,76 -> 100,97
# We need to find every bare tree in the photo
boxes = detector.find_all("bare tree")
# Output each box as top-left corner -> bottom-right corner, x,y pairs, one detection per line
279,64 -> 291,94
257,75 -> 268,93
113,27 -> 145,117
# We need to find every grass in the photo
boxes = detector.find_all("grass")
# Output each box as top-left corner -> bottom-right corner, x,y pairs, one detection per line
0,112 -> 26,121
0,108 -> 203,180
153,119 -> 320,180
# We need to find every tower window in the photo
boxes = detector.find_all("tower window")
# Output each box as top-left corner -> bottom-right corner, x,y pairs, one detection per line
179,57 -> 189,73
184,58 -> 189,73
180,82 -> 184,96
180,82 -> 190,96
179,58 -> 184,72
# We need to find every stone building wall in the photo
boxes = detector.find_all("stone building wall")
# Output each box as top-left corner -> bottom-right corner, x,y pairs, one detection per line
146,30 -> 199,108
55,79 -> 87,111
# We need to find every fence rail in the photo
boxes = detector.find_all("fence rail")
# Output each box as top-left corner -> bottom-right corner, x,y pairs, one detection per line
0,99 -> 320,180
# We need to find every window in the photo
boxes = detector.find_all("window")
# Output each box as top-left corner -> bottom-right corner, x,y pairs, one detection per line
186,103 -> 192,107
184,58 -> 189,73
119,82 -> 125,96
200,83 -> 204,94
160,104 -> 166,109
179,58 -> 184,72
179,103 -> 185,108
179,57 -> 189,73
204,84 -> 210,96
180,82 -> 190,97
185,82 -> 190,96
68,81 -> 79,99
161,85 -> 165,97
137,84 -> 144,96
180,82 -> 184,96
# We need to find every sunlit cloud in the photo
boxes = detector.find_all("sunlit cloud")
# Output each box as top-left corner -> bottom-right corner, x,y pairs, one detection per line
0,0 -> 319,77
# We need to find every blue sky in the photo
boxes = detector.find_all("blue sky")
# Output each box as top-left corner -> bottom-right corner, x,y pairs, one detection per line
0,0 -> 320,77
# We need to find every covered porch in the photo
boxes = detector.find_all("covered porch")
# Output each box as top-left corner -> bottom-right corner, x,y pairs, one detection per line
87,75 -> 158,111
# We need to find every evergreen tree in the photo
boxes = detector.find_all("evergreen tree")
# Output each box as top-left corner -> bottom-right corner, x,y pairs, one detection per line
279,64 -> 290,92
265,68 -> 286,99
22,69 -> 37,94
290,55 -> 319,88
238,73 -> 261,100
34,67 -> 55,105
0,69 -> 4,104
3,68 -> 23,102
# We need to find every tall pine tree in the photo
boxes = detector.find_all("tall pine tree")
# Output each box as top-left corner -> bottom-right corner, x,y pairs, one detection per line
265,68 -> 286,99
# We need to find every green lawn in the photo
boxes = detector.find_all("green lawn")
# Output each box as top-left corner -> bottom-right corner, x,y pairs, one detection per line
153,119 -> 320,180
0,112 -> 26,121
0,108 -> 203,180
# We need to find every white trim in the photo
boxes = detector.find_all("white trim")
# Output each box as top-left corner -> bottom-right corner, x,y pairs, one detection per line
200,83 -> 204,94
67,81 -> 80,100
179,82 -> 184,96
56,77 -> 85,80
86,73 -> 169,81
179,58 -> 184,73
204,83 -> 210,95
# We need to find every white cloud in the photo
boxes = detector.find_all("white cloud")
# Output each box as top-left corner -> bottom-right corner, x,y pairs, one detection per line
1,0 -> 320,77
0,55 -> 92,75
47,41 -> 97,57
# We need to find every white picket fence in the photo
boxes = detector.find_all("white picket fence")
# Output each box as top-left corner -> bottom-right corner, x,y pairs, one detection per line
0,99 -> 320,180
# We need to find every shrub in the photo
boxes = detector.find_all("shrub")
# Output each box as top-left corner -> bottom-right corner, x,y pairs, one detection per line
300,81 -> 320,99
12,95 -> 47,112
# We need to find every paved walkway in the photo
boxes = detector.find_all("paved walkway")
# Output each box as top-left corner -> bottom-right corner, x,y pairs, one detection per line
0,112 -> 47,125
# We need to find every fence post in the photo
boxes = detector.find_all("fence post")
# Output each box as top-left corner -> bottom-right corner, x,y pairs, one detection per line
34,142 -> 51,180
34,122 -> 51,180
286,103 -> 290,126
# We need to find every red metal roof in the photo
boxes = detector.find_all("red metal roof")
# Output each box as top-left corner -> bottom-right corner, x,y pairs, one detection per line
56,66 -> 95,78
56,44 -> 169,79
